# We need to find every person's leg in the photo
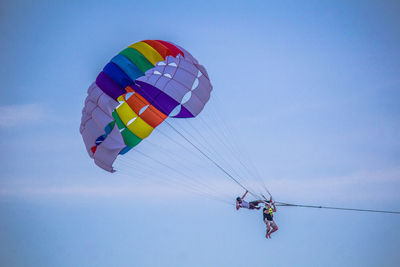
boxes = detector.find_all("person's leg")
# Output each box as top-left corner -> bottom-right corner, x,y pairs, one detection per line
251,200 -> 262,206
250,201 -> 262,209
269,221 -> 278,237
265,219 -> 271,238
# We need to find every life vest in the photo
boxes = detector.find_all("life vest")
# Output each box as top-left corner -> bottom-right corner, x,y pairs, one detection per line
268,207 -> 273,216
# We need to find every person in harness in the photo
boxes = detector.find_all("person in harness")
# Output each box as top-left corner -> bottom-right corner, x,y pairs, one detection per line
263,197 -> 278,238
236,190 -> 264,210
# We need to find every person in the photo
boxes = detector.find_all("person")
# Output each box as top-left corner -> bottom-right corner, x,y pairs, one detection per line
236,190 -> 264,210
263,197 -> 278,238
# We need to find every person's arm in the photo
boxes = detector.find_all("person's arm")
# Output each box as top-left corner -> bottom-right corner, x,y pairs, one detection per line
269,196 -> 277,212
236,201 -> 240,210
241,190 -> 248,199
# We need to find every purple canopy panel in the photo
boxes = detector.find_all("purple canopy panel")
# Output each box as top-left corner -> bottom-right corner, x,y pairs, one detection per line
133,81 -> 179,115
93,124 -> 126,172
175,44 -> 211,81
140,68 -> 163,85
153,55 -> 197,76
174,56 -> 198,74
80,83 -> 119,157
139,56 -> 180,84
135,55 -> 211,118
96,71 -> 126,101
181,93 -> 205,117
81,84 -> 118,123
87,82 -> 103,100
91,108 -> 114,130
137,58 -> 186,103
161,79 -> 189,102
173,67 -> 196,90
174,44 -> 199,65
81,120 -> 106,157
82,100 -> 96,120
178,69 -> 213,117
165,57 -> 213,117
191,75 -> 212,103
98,91 -> 119,115
80,112 -> 89,133
171,105 -> 194,118
133,80 -> 160,99
163,56 -> 198,89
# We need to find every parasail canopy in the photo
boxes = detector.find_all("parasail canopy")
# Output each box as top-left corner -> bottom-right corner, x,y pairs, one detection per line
80,40 -> 213,172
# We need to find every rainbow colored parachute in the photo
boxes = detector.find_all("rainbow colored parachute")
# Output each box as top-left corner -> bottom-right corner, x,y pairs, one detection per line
80,40 -> 212,172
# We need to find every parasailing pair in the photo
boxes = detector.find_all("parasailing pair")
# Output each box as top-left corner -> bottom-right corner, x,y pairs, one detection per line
80,39 -> 400,217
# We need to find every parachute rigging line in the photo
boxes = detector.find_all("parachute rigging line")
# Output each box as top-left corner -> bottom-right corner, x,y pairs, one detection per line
209,94 -> 270,196
276,202 -> 400,214
164,119 -> 260,199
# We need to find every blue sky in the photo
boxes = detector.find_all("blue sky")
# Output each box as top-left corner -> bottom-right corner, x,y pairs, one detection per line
1,0 -> 400,266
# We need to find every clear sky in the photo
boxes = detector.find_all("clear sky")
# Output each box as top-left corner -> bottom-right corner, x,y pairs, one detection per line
1,0 -> 400,266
